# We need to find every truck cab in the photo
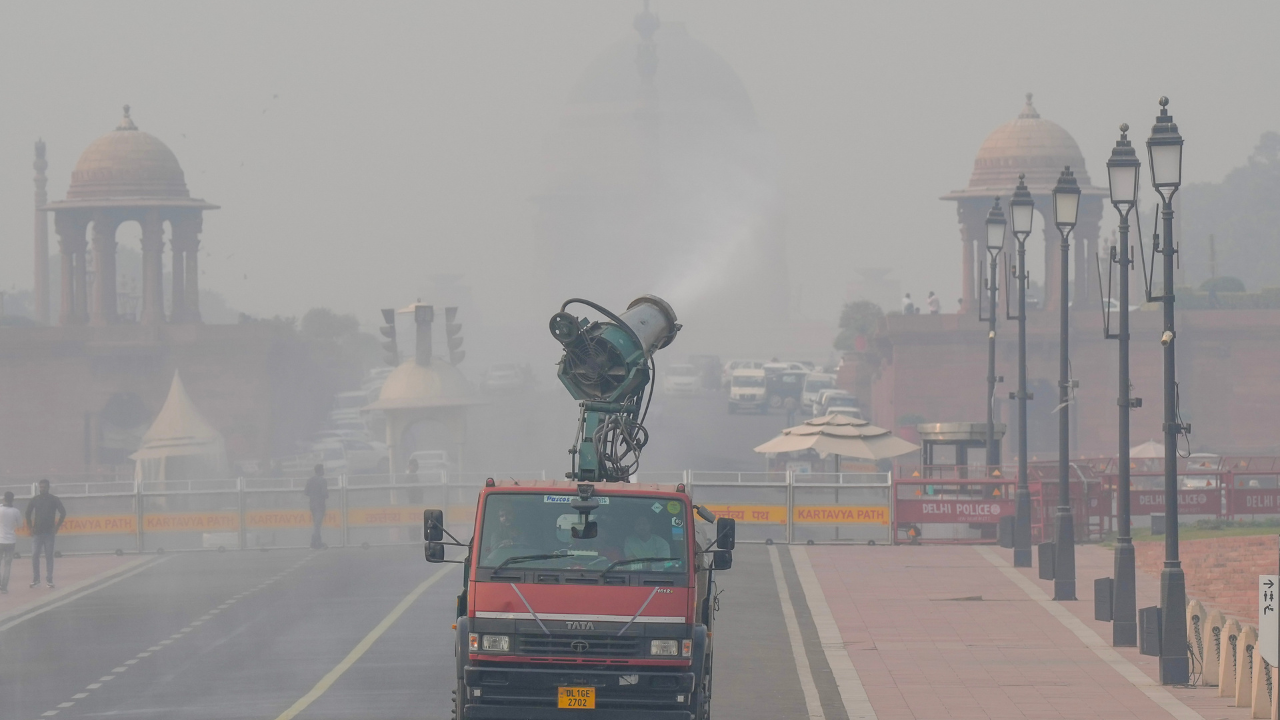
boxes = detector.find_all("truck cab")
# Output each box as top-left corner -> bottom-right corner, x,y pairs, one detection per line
426,480 -> 734,720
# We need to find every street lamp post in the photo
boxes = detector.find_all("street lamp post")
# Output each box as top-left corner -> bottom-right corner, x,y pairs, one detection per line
983,198 -> 1007,468
1052,166 -> 1080,602
1106,123 -> 1141,647
1009,176 -> 1034,568
1147,96 -> 1189,685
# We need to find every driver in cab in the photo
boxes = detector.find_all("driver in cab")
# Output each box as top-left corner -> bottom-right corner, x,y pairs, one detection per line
623,515 -> 670,570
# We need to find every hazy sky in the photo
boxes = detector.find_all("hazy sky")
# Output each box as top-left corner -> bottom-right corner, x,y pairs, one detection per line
1,1 -> 1277,346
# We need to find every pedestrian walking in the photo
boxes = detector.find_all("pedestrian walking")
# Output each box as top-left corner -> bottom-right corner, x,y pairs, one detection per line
304,464 -> 329,549
26,479 -> 65,588
0,492 -> 21,594
927,291 -> 941,314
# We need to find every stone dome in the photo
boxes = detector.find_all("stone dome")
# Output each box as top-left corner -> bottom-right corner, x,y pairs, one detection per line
66,106 -> 189,201
947,94 -> 1101,198
366,360 -> 474,410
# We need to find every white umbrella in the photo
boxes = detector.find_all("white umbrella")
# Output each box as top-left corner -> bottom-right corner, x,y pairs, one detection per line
1130,439 -> 1165,458
754,413 -> 919,461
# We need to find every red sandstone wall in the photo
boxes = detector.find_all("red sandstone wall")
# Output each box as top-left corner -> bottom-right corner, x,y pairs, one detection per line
1136,535 -> 1280,623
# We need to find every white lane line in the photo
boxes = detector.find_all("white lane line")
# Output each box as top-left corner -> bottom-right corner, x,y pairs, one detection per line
137,652 -> 151,657
147,646 -> 161,651
124,659 -> 138,665
272,565 -> 456,720
85,684 -> 101,690
791,545 -> 877,720
57,702 -> 74,708
767,544 -> 825,720
71,694 -> 87,699
191,621 -> 203,626
112,667 -> 128,672
975,547 -> 1201,720
97,676 -> 114,682
160,639 -> 174,644
0,557 -> 168,634
41,711 -> 58,716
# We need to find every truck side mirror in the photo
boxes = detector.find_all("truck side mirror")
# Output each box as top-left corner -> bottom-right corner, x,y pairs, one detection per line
712,549 -> 733,571
426,542 -> 445,563
424,509 -> 444,542
716,517 -> 736,550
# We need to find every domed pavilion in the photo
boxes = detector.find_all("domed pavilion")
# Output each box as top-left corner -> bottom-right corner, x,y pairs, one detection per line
40,106 -> 217,326
943,94 -> 1105,315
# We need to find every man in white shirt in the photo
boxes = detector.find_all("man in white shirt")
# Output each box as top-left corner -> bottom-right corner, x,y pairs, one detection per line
623,515 -> 671,571
0,492 -> 22,594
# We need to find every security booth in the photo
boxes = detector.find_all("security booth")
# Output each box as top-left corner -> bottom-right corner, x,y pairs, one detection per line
895,422 -> 1011,543
917,421 -> 1005,473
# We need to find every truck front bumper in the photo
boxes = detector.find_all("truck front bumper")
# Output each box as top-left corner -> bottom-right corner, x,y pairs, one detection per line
461,665 -> 695,720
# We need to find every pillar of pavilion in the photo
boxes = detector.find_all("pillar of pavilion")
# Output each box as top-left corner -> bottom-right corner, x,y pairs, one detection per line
41,106 -> 217,326
942,95 -> 1105,315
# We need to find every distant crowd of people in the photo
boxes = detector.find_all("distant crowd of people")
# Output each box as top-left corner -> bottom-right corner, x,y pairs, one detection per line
901,291 -> 943,315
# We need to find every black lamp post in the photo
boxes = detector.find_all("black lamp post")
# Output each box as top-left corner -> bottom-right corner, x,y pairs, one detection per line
1106,123 -> 1141,646
983,198 -> 1006,468
1009,175 -> 1034,568
1147,96 -> 1188,685
1052,166 -> 1080,602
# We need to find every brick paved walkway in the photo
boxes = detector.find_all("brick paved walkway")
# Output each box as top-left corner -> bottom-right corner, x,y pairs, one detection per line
807,543 -> 1246,719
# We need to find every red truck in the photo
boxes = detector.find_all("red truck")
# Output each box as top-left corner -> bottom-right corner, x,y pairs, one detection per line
426,478 -> 735,720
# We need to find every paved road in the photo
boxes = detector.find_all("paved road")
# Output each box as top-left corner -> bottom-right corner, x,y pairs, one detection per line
0,544 -> 821,720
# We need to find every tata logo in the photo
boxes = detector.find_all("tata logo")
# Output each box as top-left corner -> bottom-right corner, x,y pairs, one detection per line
566,621 -> 595,630
570,640 -> 591,653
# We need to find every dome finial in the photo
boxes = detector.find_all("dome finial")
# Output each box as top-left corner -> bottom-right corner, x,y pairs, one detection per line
117,104 -> 137,131
1019,93 -> 1039,119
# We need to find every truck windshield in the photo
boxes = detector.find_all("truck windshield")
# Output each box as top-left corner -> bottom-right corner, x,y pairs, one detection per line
732,376 -> 764,388
477,493 -> 688,573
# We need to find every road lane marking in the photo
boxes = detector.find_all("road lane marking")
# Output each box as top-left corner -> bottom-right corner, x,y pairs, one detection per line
975,546 -> 1201,720
124,659 -> 138,665
272,565 -> 456,720
791,546 -> 877,720
57,702 -> 73,707
85,684 -> 101,689
98,676 -> 114,682
71,694 -> 87,699
112,667 -> 128,672
768,544 -> 826,720
0,557 -> 167,634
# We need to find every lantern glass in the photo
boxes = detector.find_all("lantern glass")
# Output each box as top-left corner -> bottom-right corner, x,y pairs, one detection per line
986,217 -> 1005,251
1149,142 -> 1183,188
1108,164 -> 1137,206
1011,203 -> 1034,236
1053,189 -> 1079,229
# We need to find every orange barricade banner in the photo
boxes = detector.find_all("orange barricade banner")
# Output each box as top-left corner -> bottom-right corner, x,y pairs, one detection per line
17,514 -> 138,536
348,506 -> 428,527
793,505 -> 890,525
447,505 -> 477,525
245,509 -> 340,529
144,512 -> 239,532
700,504 -> 788,525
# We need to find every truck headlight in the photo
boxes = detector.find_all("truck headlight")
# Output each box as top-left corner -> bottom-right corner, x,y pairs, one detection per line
482,635 -> 510,652
650,640 -> 679,656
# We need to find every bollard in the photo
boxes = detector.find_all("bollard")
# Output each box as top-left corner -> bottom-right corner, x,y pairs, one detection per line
1238,624 -> 1259,708
1252,646 -> 1271,718
1204,609 -> 1226,687
1038,542 -> 1055,580
1222,618 -> 1243,698
1187,599 -> 1206,683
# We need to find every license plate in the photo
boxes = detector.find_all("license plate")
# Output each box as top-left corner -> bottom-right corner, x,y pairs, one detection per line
558,687 -> 595,709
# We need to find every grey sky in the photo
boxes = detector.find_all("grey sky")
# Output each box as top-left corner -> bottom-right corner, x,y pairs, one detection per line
1,1 -> 1276,347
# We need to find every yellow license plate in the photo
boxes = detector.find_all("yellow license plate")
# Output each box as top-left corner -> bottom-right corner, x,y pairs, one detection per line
557,687 -> 595,709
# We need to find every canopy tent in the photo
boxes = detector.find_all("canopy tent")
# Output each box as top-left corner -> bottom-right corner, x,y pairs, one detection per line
1130,440 -> 1165,458
754,414 -> 920,462
131,371 -> 229,485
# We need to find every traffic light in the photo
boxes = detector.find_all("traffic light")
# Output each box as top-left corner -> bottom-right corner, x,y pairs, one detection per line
380,309 -> 399,366
414,305 -> 434,366
445,306 -> 465,365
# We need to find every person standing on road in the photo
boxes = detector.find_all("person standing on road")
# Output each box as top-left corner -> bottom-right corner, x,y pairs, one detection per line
26,479 -> 65,588
0,492 -> 22,594
927,291 -> 941,314
304,465 -> 329,549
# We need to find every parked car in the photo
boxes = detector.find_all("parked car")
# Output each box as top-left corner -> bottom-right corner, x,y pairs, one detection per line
728,368 -> 767,413
763,361 -> 808,375
722,359 -> 764,389
801,373 -> 836,411
663,364 -> 700,394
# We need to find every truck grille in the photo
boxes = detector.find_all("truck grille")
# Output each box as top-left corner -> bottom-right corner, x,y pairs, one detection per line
518,635 -> 640,658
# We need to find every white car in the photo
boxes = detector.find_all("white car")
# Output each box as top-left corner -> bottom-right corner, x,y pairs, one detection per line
722,360 -> 764,389
802,373 -> 836,411
728,368 -> 767,413
664,364 -> 700,394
